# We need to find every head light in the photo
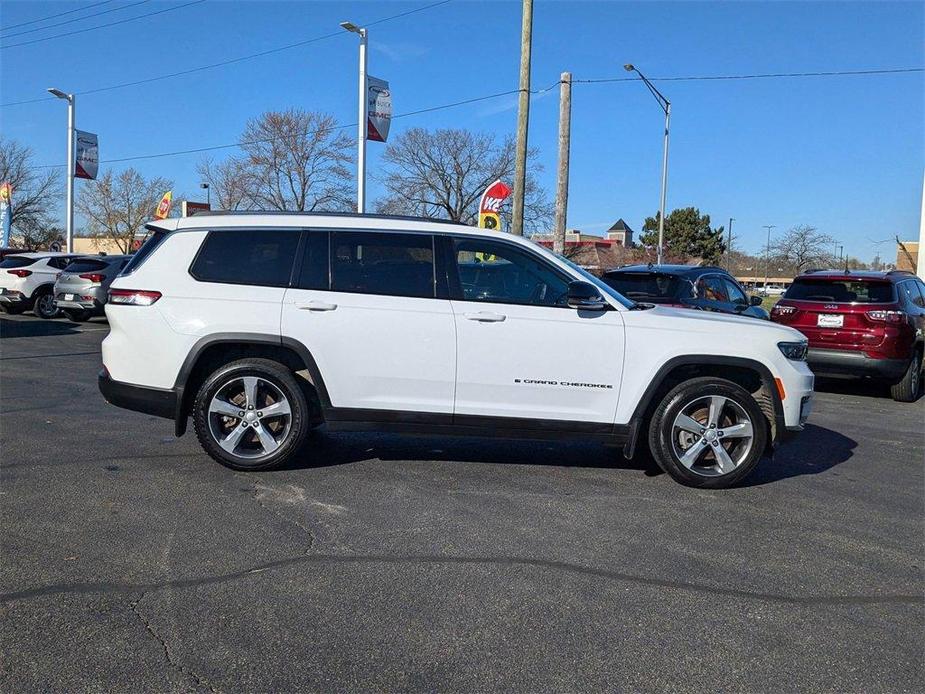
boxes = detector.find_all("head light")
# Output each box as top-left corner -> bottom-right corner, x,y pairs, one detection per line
778,341 -> 808,361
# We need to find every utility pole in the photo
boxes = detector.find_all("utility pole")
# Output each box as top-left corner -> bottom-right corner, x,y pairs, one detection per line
553,72 -> 571,256
726,217 -> 734,268
763,224 -> 776,292
340,21 -> 368,213
511,0 -> 533,236
47,88 -> 75,252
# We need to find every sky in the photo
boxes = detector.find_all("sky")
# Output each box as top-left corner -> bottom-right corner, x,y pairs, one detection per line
1,0 -> 923,262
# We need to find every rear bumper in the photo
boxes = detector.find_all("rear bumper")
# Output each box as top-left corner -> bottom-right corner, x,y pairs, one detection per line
0,289 -> 29,307
55,287 -> 106,311
807,348 -> 908,380
98,369 -> 177,420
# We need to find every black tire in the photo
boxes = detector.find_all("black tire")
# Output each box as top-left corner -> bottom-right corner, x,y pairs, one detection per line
193,358 -> 310,471
33,289 -> 60,319
890,350 -> 922,403
647,377 -> 768,489
63,308 -> 92,322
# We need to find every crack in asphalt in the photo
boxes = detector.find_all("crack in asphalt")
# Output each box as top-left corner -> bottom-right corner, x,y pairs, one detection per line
233,474 -> 316,552
3,554 -> 922,607
130,593 -> 221,694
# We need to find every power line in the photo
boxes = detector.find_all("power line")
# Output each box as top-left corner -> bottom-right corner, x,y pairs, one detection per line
0,0 -> 115,32
1,0 -> 151,40
0,0 -> 452,106
574,67 -> 924,84
0,0 -> 206,50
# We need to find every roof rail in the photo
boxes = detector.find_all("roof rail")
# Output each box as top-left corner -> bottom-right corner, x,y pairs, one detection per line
184,210 -> 469,226
886,269 -> 914,276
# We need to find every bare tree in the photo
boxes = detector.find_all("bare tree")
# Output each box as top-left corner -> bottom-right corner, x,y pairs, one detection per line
376,128 -> 553,233
0,137 -> 61,247
238,109 -> 354,212
77,168 -> 172,254
197,156 -> 252,211
771,225 -> 835,273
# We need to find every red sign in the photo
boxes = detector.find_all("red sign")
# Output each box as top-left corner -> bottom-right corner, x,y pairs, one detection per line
479,180 -> 512,214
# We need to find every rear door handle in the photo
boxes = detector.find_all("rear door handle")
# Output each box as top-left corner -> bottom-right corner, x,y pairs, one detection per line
296,300 -> 337,311
463,311 -> 506,322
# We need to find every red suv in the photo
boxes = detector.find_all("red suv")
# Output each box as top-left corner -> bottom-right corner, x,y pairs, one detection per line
770,270 -> 925,402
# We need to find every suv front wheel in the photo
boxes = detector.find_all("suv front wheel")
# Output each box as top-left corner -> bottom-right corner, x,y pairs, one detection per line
192,358 -> 310,471
648,377 -> 768,489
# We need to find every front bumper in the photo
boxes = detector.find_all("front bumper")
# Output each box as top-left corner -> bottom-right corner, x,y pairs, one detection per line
807,348 -> 908,381
98,369 -> 177,420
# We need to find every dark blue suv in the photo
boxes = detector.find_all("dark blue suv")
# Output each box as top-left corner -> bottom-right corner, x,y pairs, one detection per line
601,264 -> 769,319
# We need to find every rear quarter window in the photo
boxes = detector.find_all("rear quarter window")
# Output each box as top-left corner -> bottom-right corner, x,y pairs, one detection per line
0,256 -> 38,269
122,231 -> 168,275
190,229 -> 300,287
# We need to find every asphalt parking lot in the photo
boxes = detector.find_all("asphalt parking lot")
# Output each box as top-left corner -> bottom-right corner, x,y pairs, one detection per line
1,313 -> 923,693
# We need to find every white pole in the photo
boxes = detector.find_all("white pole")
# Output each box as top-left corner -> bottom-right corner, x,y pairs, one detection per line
357,29 -> 368,214
66,95 -> 75,253
657,102 -> 670,265
917,168 -> 924,280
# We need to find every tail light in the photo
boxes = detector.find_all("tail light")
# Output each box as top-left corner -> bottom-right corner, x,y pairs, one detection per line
866,309 -> 905,324
108,289 -> 161,306
771,304 -> 796,317
6,269 -> 32,277
79,273 -> 105,283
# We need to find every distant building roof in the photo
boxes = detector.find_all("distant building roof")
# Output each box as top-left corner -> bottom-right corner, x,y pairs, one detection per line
608,219 -> 634,233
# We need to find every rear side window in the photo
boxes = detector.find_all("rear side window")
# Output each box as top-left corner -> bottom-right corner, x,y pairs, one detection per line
297,231 -> 329,290
785,279 -> 894,303
123,230 -> 167,274
602,273 -> 681,300
331,232 -> 434,298
191,230 -> 299,287
64,259 -> 108,273
0,256 -> 37,269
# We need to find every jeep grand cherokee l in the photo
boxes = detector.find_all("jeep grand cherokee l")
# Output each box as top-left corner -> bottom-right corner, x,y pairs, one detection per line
98,213 -> 814,489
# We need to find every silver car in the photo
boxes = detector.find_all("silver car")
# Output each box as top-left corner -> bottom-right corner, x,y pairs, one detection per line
54,255 -> 131,321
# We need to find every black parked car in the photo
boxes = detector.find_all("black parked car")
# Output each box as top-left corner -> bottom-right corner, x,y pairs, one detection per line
601,264 -> 769,319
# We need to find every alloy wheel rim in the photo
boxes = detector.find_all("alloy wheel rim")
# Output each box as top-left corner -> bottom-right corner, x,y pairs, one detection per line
670,394 -> 754,477
207,376 -> 292,460
38,294 -> 56,316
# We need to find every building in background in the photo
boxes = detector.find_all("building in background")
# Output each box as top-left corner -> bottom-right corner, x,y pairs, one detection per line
605,219 -> 634,247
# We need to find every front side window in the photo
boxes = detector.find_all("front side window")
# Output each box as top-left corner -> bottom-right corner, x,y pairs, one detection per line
453,238 -> 570,307
331,231 -> 434,298
697,276 -> 729,302
190,229 -> 299,287
724,278 -> 748,305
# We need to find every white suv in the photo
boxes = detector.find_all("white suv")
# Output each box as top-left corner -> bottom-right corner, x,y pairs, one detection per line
0,252 -> 86,318
99,213 -> 814,488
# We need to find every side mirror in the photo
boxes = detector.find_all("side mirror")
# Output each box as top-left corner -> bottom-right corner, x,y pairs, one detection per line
567,281 -> 607,311
749,295 -> 763,306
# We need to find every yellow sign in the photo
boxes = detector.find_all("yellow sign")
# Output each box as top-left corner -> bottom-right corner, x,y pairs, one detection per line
478,211 -> 500,230
154,191 -> 172,220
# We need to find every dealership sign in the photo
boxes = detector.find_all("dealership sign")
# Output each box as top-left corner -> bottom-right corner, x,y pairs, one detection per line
367,76 -> 391,143
477,179 -> 512,230
74,130 -> 99,180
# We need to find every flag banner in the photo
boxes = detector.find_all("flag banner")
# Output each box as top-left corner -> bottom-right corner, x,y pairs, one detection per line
154,191 -> 173,220
478,179 -> 512,230
74,130 -> 99,180
367,76 -> 392,142
0,183 -> 11,246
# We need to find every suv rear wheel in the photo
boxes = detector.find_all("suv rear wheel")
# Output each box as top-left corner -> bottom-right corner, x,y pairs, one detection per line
648,377 -> 768,489
890,350 -> 922,403
192,358 -> 310,471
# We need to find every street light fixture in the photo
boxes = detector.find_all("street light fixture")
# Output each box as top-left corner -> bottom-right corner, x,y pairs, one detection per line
624,63 -> 671,265
200,182 -> 210,206
47,87 -> 75,253
341,20 -> 368,213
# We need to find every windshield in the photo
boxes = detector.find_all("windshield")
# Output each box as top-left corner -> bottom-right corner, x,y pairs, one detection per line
555,255 -> 636,308
785,278 -> 894,303
601,272 -> 683,301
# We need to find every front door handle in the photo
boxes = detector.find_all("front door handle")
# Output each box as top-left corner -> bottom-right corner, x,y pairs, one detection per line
464,311 -> 506,322
296,300 -> 337,311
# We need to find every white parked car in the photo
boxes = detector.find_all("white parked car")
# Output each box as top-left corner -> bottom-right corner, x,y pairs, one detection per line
99,213 -> 815,488
0,252 -> 86,318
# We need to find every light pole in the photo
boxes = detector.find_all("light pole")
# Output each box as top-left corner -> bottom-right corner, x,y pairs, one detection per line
763,224 -> 776,293
47,87 -> 74,253
200,182 -> 210,206
624,64 -> 670,265
727,217 -> 735,268
341,20 -> 368,214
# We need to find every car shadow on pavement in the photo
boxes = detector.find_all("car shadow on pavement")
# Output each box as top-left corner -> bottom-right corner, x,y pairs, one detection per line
280,430 -> 657,475
739,423 -> 856,486
0,316 -> 83,339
